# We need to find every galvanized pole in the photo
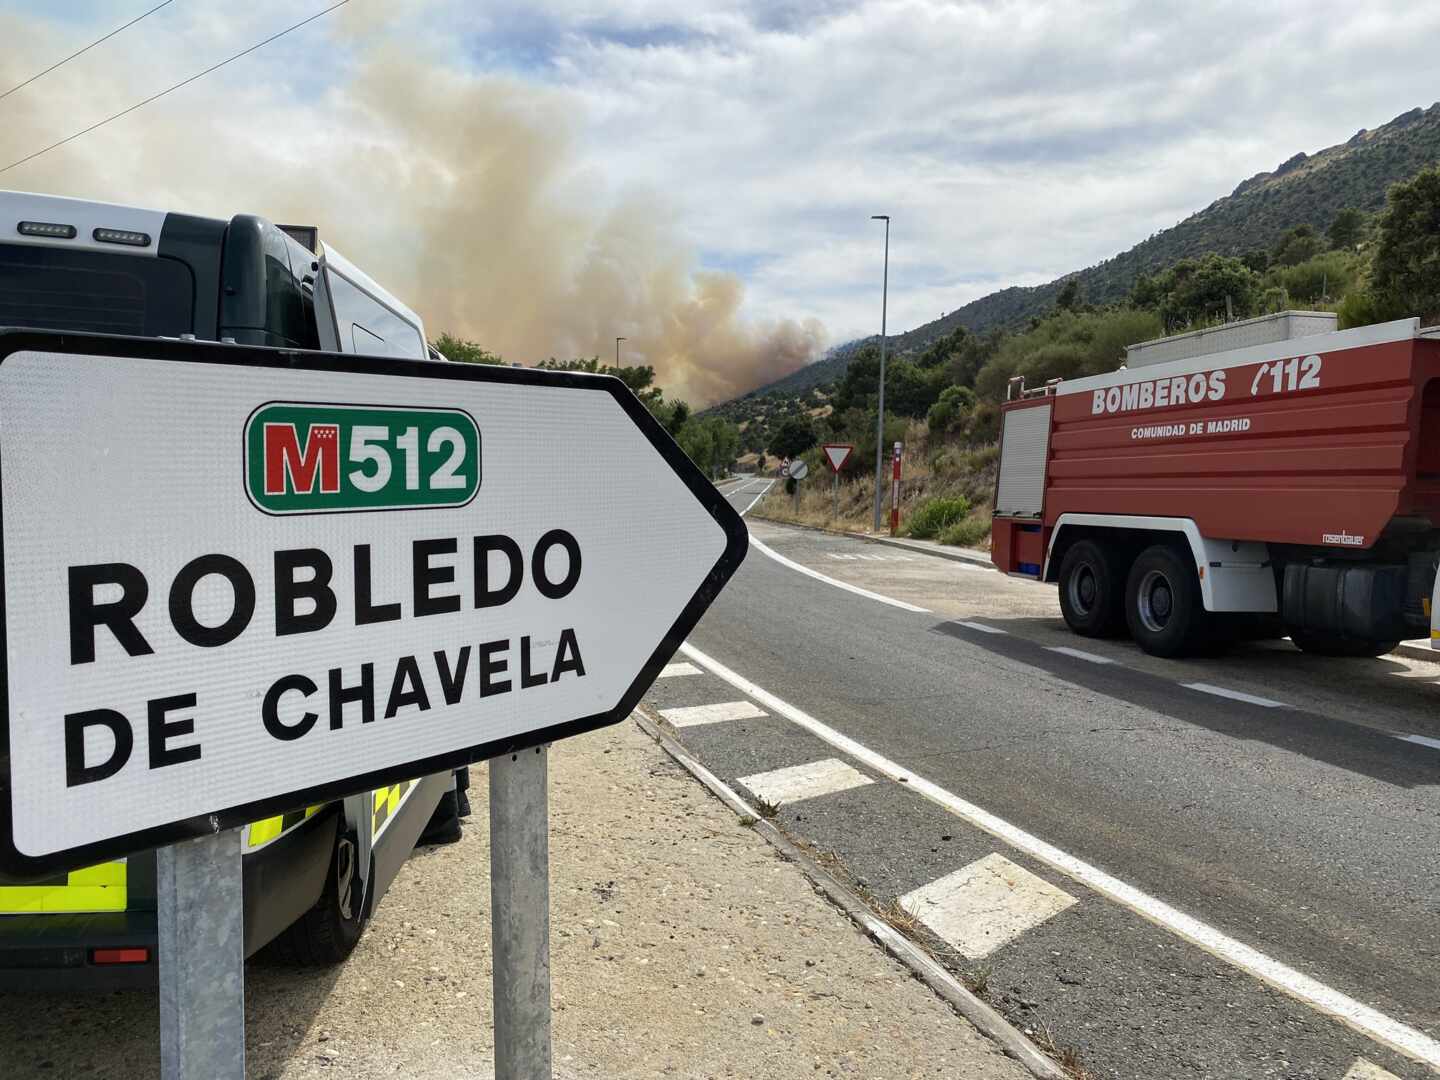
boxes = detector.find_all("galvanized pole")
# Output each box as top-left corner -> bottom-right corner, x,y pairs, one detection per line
490,746 -> 552,1080
870,215 -> 890,532
158,828 -> 246,1080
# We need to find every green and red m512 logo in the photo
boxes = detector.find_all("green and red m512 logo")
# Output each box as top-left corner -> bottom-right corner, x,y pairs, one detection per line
245,403 -> 480,514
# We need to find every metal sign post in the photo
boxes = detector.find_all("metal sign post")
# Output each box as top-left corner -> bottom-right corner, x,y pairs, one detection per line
157,828 -> 245,1080
788,458 -> 808,513
490,747 -> 552,1079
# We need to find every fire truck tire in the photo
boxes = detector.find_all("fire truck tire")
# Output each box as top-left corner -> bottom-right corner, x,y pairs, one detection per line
266,827 -> 368,965
1125,544 -> 1209,657
1057,540 -> 1126,637
1290,632 -> 1400,658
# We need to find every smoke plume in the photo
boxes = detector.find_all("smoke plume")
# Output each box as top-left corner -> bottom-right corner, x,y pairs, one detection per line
0,15 -> 825,406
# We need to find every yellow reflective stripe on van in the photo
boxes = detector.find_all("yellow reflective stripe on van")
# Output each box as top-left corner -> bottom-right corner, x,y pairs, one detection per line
0,859 -> 127,913
372,780 -> 415,836
244,805 -> 323,851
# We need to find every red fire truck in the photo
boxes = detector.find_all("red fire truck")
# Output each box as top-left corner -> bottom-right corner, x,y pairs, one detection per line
991,311 -> 1440,658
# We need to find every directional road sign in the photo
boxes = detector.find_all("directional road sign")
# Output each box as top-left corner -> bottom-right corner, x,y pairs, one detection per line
822,444 -> 853,473
0,331 -> 748,876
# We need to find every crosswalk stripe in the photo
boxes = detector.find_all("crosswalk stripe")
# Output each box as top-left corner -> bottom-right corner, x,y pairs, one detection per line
660,700 -> 767,728
738,758 -> 873,805
1343,1059 -> 1403,1080
659,662 -> 702,678
900,853 -> 1078,960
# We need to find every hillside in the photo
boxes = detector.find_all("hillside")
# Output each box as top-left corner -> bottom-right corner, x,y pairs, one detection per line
733,102 -> 1440,402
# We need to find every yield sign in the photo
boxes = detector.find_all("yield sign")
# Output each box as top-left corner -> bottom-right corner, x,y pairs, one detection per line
822,443 -> 854,473
0,330 -> 748,876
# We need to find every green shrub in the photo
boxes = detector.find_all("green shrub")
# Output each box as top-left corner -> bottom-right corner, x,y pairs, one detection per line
938,515 -> 991,548
905,496 -> 971,539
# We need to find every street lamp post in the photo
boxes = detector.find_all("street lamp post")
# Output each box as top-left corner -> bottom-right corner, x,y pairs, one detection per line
615,336 -> 626,367
870,214 -> 890,533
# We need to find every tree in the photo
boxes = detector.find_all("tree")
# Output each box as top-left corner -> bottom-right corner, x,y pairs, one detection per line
1055,278 -> 1082,311
927,385 -> 976,434
768,414 -> 817,459
433,333 -> 503,365
1149,255 -> 1262,327
1326,207 -> 1366,250
1370,165 -> 1440,323
1272,224 -> 1322,267
538,356 -> 664,410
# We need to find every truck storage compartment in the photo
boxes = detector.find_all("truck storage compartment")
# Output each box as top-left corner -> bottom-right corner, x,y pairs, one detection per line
1282,562 -> 1409,641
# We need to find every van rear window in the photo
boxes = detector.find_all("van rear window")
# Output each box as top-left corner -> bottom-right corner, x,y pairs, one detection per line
0,244 -> 193,337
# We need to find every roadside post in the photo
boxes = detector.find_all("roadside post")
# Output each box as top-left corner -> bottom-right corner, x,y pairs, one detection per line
0,329 -> 749,1080
822,444 -> 854,520
890,441 -> 904,536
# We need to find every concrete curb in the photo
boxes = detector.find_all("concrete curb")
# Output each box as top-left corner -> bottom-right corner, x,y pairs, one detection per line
632,708 -> 1068,1080
747,513 -> 995,568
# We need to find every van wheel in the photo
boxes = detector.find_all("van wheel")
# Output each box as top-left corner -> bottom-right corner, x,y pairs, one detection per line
266,829 -> 368,965
1057,540 -> 1126,637
1125,544 -> 1208,657
1290,632 -> 1399,658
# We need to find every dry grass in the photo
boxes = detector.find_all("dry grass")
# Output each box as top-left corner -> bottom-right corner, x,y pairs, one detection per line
1029,1023 -> 1097,1080
752,420 -> 998,548
875,896 -> 924,937
753,795 -> 782,818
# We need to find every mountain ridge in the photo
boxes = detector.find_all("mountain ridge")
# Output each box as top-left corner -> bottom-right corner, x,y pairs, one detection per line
730,102 -> 1440,405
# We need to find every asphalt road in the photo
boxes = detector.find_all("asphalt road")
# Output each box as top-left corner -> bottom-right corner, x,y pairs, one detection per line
641,477 -> 1440,1079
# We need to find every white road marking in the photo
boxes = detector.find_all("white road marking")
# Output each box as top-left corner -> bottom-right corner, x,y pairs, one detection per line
1182,682 -> 1286,708
659,662 -> 702,678
737,480 -> 775,516
1045,646 -> 1117,665
678,641 -> 1440,1072
747,535 -> 931,613
738,758 -> 874,805
1396,733 -> 1440,751
901,853 -> 1078,960
1344,1060 -> 1403,1080
956,621 -> 1007,635
659,700 -> 767,728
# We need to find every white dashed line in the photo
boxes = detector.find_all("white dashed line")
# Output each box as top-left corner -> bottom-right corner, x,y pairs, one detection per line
659,700 -> 767,728
955,621 -> 1007,634
737,480 -> 775,516
901,853 -> 1078,960
678,640 -> 1440,1072
1182,683 -> 1286,708
748,535 -> 931,613
1045,646 -> 1117,665
658,662 -> 702,678
738,758 -> 874,805
1343,1059 -> 1403,1080
1396,733 -> 1440,751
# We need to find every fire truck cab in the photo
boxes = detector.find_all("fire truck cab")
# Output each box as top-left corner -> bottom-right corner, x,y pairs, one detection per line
991,311 -> 1440,659
0,190 -> 461,988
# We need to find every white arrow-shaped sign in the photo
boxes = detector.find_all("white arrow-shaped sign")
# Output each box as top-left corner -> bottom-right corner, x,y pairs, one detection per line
0,331 -> 747,876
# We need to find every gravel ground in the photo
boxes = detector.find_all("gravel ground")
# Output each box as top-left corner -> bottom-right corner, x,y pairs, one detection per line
0,719 -> 1027,1080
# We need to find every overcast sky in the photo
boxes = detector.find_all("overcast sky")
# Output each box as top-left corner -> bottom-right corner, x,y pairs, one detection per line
4,1 -> 1440,392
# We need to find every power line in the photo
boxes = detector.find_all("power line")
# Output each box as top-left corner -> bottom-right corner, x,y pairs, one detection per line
0,0 -> 351,176
0,0 -> 177,103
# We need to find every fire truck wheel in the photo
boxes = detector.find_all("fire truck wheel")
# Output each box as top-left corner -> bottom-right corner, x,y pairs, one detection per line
1057,540 -> 1126,637
266,826 -> 369,965
1125,544 -> 1209,657
1290,632 -> 1400,658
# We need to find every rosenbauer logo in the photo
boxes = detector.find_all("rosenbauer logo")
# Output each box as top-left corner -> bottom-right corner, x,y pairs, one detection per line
244,403 -> 480,515
1321,530 -> 1366,547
